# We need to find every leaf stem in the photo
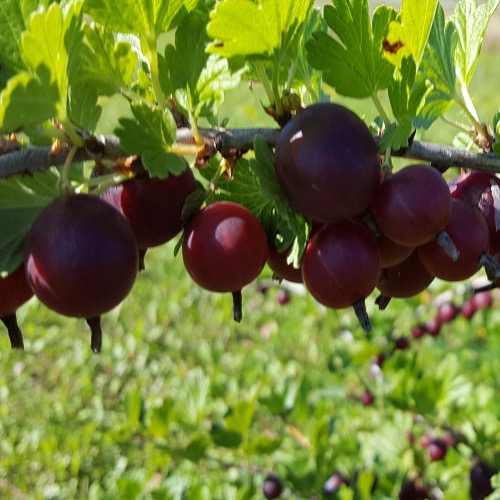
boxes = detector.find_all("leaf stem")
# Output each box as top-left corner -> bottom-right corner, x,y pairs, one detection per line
188,110 -> 205,147
459,81 -> 481,130
371,92 -> 392,128
84,171 -> 133,195
207,158 -> 228,198
60,119 -> 85,148
440,114 -> 475,135
272,58 -> 284,117
170,143 -> 203,157
148,39 -> 169,110
60,145 -> 79,196
254,62 -> 276,108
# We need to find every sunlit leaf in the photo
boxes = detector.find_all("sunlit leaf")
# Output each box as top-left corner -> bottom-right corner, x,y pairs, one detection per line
207,0 -> 314,59
384,0 -> 438,69
306,0 -> 397,98
452,0 -> 500,85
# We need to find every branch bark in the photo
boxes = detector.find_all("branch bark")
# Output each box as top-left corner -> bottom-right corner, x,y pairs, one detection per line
1,127 -> 499,179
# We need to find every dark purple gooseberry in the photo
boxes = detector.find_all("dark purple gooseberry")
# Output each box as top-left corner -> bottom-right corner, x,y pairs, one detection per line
0,265 -> 34,349
419,198 -> 493,282
266,245 -> 303,283
0,265 -> 33,318
393,336 -> 411,350
262,474 -> 284,499
461,291 -> 494,320
182,201 -> 268,294
25,194 -> 139,319
376,232 -> 415,268
428,438 -> 448,461
449,170 -> 500,254
469,461 -> 497,500
101,163 -> 196,249
399,478 -> 429,500
371,164 -> 454,248
301,220 -> 381,332
182,201 -> 268,322
275,102 -> 381,223
376,250 -> 434,306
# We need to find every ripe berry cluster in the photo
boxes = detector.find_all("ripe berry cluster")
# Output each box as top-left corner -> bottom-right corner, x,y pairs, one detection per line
272,103 -> 500,333
3,103 -> 500,352
1,155 -> 276,350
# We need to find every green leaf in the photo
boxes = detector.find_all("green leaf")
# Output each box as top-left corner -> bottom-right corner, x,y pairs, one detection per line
244,434 -> 283,455
67,82 -> 102,131
0,66 -> 59,133
356,469 -> 376,500
249,137 -> 308,263
21,2 -> 83,109
415,4 -> 457,129
159,9 -> 241,118
147,398 -> 175,437
83,0 -> 198,39
0,0 -> 28,72
306,0 -> 397,98
0,1 -> 52,72
225,399 -> 255,435
412,377 -> 440,415
115,101 -> 185,178
160,10 -> 211,96
211,424 -> 243,448
382,57 -> 429,150
492,471 -> 500,489
287,8 -> 327,102
77,24 -> 139,97
117,478 -> 143,499
0,170 -> 59,274
207,0 -> 314,60
192,55 -> 241,119
452,0 -> 500,86
166,432 -> 211,462
0,2 -> 86,135
125,383 -> 144,427
384,0 -> 438,69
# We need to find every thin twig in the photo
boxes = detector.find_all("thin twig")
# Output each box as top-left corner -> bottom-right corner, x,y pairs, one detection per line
1,127 -> 500,179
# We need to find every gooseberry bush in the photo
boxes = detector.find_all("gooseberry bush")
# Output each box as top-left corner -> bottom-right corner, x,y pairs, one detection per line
1,0 -> 500,497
